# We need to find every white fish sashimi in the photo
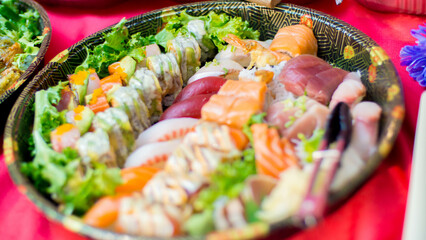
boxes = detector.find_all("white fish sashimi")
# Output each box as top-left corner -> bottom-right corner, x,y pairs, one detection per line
331,101 -> 382,191
125,139 -> 182,168
329,72 -> 366,109
134,117 -> 198,149
187,59 -> 243,84
350,101 -> 382,160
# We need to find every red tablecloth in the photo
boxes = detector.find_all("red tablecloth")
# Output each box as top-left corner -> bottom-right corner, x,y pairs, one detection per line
0,0 -> 424,239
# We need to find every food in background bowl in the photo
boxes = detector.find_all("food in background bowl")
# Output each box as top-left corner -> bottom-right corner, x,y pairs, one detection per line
4,2 -> 404,240
0,0 -> 50,103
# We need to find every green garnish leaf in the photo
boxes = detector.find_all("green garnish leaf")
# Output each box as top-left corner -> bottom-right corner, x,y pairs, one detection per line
297,128 -> 325,163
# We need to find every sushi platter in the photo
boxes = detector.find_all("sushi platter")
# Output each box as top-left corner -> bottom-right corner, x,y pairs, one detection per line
3,1 -> 404,239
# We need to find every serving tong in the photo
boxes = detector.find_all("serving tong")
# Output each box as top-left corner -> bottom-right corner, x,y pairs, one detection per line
296,102 -> 352,226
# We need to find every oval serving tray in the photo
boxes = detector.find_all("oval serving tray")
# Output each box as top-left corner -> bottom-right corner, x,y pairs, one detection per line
4,1 -> 404,239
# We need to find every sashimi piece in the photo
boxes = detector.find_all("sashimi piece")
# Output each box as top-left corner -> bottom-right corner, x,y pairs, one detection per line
201,94 -> 262,129
134,117 -> 198,149
269,24 -> 318,57
124,139 -> 182,168
218,80 -> 267,107
329,72 -> 366,109
173,76 -> 226,103
266,97 -> 330,140
350,101 -> 382,160
187,59 -> 243,84
50,123 -> 80,152
160,94 -> 213,121
251,123 -> 298,178
278,55 -> 348,105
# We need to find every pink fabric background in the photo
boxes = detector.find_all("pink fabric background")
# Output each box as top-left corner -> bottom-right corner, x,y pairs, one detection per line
0,0 -> 424,239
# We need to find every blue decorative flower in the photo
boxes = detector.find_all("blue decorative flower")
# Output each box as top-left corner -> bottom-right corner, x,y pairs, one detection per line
400,24 -> 426,87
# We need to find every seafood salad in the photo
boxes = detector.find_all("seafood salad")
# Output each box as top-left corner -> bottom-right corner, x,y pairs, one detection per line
23,10 -> 382,237
0,0 -> 45,94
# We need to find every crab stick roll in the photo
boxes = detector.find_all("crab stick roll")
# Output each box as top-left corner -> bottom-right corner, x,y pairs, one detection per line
165,122 -> 247,176
129,67 -> 163,122
167,35 -> 201,84
269,24 -> 318,57
117,195 -> 190,237
135,117 -> 198,149
110,87 -> 151,136
143,171 -> 207,206
147,53 -> 183,106
93,108 -> 135,167
77,128 -> 117,168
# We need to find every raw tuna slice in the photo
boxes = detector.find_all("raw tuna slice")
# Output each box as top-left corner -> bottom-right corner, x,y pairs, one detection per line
278,55 -> 348,105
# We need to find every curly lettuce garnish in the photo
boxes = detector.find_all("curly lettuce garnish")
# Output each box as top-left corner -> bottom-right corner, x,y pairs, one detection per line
155,11 -> 260,50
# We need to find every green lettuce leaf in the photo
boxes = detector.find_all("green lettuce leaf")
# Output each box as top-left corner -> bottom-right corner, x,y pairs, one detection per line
297,128 -> 325,163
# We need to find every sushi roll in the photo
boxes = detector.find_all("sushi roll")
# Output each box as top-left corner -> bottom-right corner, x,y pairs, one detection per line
92,108 -> 135,167
167,35 -> 201,84
147,53 -> 183,107
68,69 -> 92,105
76,128 -> 117,168
128,67 -> 163,122
186,19 -> 216,62
110,86 -> 151,136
